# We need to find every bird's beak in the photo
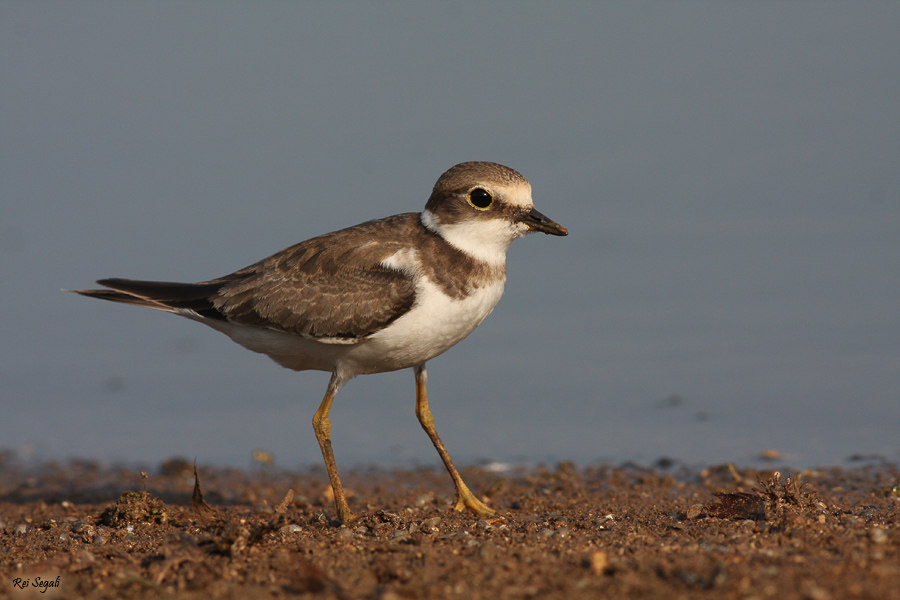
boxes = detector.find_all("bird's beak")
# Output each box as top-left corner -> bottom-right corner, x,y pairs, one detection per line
521,207 -> 569,236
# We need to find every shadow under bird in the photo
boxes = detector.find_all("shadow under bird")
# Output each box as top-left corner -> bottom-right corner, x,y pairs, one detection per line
73,161 -> 568,523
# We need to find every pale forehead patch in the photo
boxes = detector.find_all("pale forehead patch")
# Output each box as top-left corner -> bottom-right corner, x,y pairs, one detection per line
488,180 -> 533,209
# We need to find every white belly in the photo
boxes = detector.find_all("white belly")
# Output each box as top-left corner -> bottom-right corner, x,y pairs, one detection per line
337,276 -> 506,377
195,275 -> 506,378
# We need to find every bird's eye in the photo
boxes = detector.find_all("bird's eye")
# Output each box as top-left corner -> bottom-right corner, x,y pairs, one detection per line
467,188 -> 494,210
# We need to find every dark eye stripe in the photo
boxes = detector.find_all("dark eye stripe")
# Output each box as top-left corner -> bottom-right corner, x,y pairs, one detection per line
468,188 -> 493,209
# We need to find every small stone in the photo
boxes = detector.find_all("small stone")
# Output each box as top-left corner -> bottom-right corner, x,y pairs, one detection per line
556,527 -> 571,539
15,524 -> 27,535
686,504 -> 705,519
392,529 -> 409,540
858,506 -> 880,520
537,528 -> 555,539
842,515 -> 860,528
378,510 -> 402,523
804,584 -> 830,600
439,530 -> 470,541
869,527 -> 888,544
335,527 -> 354,540
70,549 -> 96,571
589,550 -> 609,575
280,524 -> 302,535
414,493 -> 434,506
478,541 -> 497,560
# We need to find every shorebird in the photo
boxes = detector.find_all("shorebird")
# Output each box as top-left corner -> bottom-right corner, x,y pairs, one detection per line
73,161 -> 568,522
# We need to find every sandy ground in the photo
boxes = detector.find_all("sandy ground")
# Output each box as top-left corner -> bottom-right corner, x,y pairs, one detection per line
1,457 -> 898,599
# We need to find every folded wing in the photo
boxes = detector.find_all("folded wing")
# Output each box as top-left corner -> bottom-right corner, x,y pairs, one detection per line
73,215 -> 421,341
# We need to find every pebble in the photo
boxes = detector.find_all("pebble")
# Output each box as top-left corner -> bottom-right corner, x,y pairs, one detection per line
421,517 -> 441,529
15,524 -> 27,535
335,528 -> 354,540
475,520 -> 493,532
686,504 -> 705,519
478,541 -> 498,560
869,527 -> 888,544
857,506 -> 880,521
589,550 -> 609,575
414,493 -> 434,507
537,528 -> 555,539
280,524 -> 302,535
378,510 -> 402,523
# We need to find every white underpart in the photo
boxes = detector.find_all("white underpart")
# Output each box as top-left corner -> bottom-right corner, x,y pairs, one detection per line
431,217 -> 527,266
330,245 -> 506,375
187,311 -> 358,373
339,271 -> 506,377
181,244 -> 507,379
422,182 -> 536,265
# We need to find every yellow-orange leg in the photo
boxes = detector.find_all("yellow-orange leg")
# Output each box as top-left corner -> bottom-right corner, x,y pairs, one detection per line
312,373 -> 355,523
414,364 -> 495,516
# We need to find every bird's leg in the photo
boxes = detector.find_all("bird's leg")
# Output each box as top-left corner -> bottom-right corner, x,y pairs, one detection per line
312,372 -> 355,523
414,364 -> 495,516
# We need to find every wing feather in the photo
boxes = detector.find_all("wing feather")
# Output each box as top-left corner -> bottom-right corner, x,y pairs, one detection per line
212,215 -> 419,339
73,214 -> 423,341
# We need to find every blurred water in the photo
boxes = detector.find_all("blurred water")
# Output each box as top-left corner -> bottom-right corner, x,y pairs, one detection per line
2,3 -> 898,471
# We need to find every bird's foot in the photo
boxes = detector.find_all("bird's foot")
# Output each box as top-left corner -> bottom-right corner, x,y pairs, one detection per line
327,507 -> 358,525
452,484 -> 495,517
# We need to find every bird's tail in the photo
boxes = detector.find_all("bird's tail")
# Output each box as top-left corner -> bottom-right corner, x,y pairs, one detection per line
70,278 -> 227,320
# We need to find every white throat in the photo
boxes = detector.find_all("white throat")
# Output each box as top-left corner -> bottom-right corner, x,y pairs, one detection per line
421,210 -> 524,266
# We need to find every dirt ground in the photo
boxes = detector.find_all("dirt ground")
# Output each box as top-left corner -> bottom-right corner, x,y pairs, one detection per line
1,457 -> 898,600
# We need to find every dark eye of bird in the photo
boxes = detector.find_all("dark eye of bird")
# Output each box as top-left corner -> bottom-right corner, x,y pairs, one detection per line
468,188 -> 493,209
